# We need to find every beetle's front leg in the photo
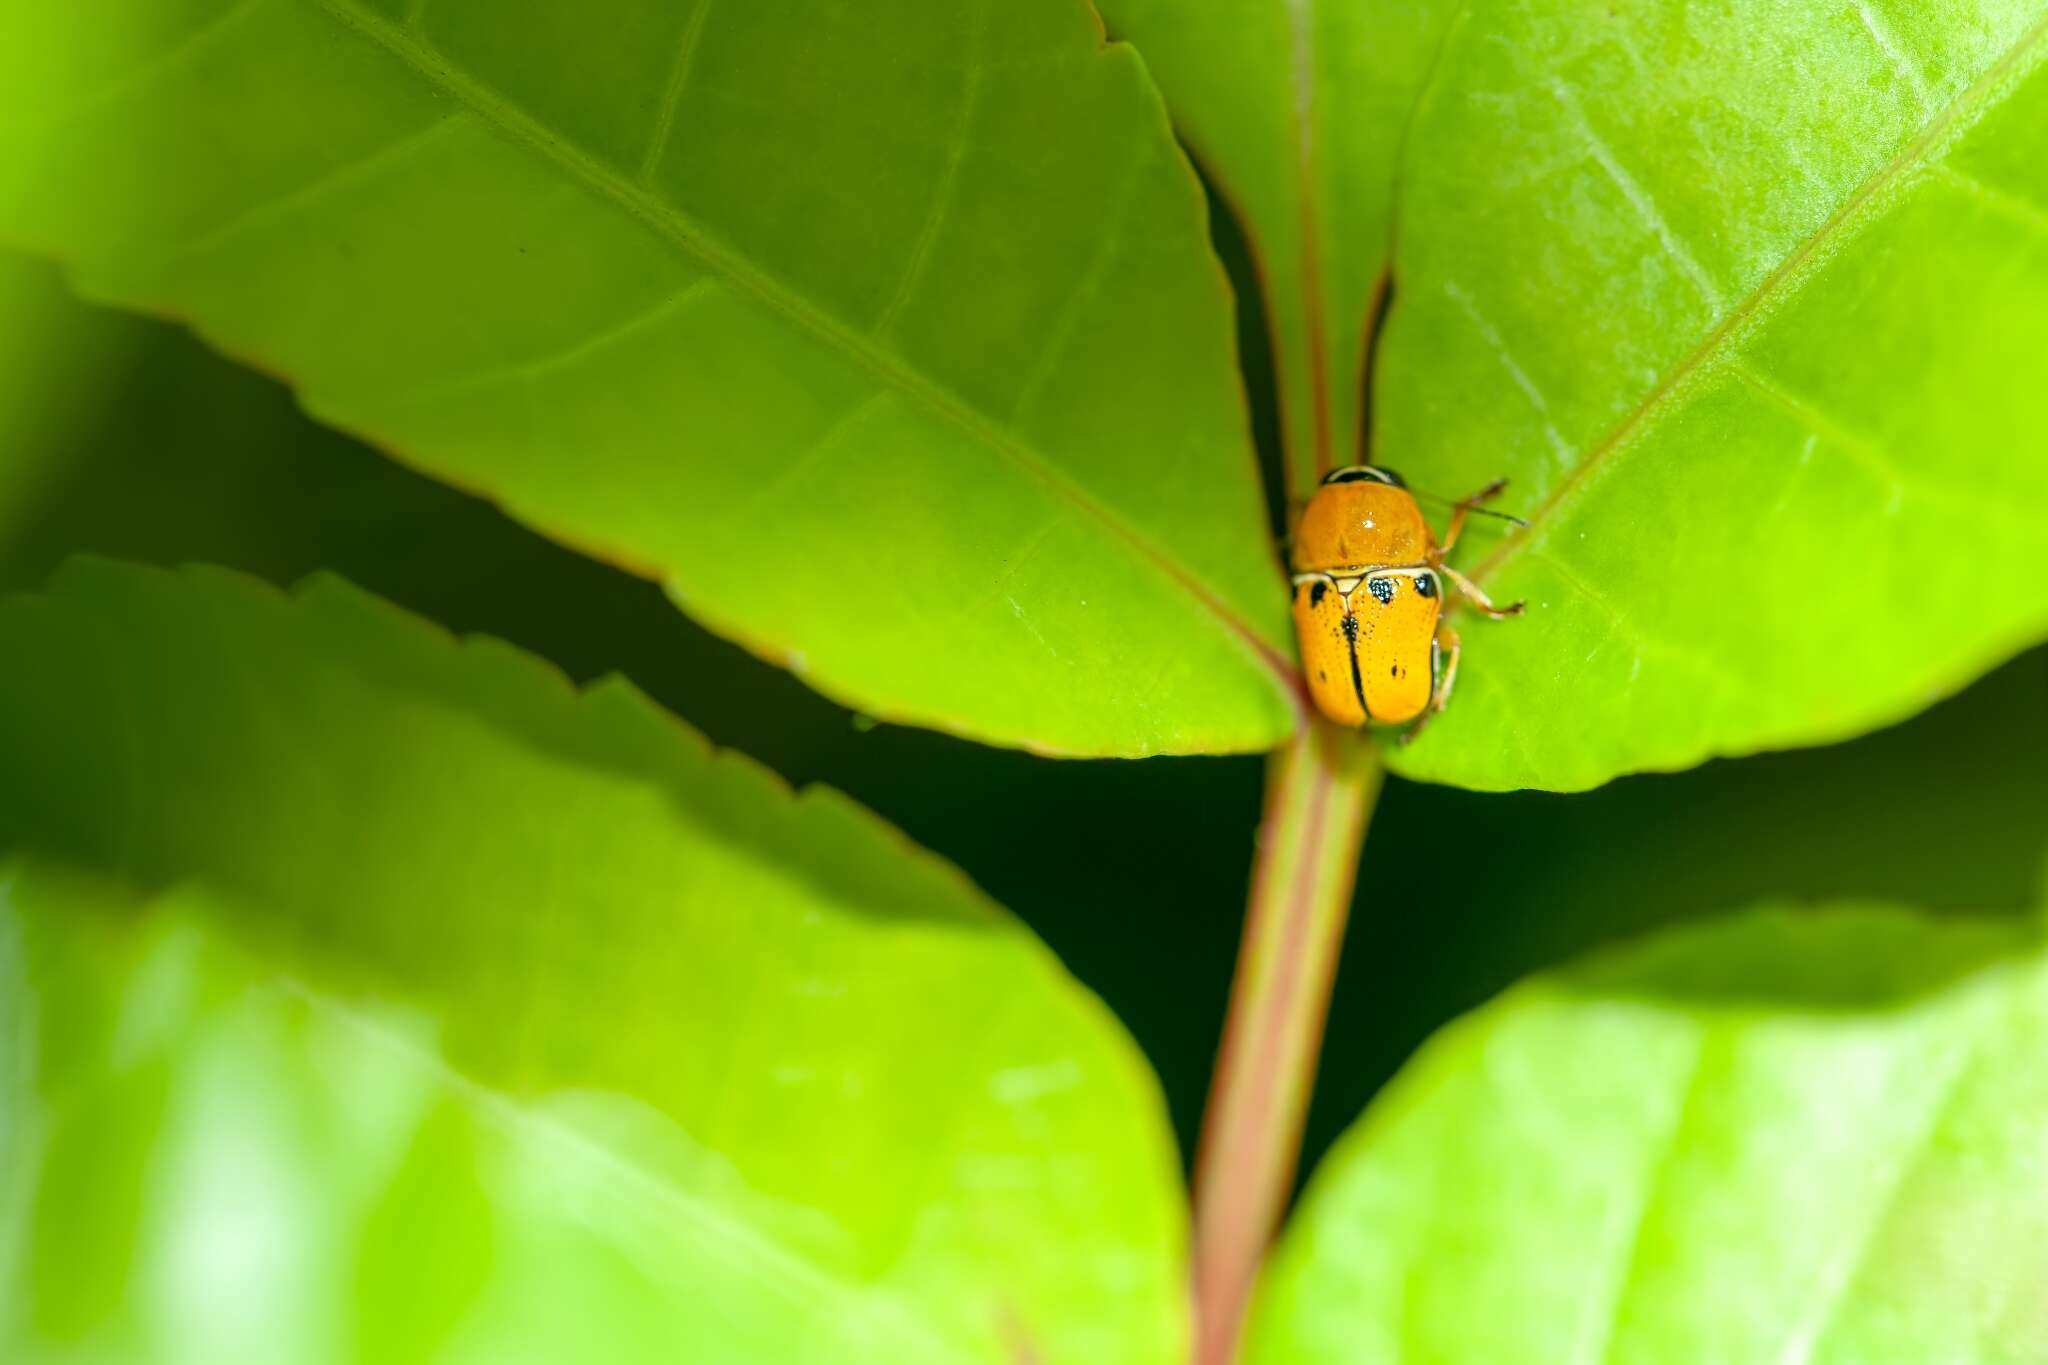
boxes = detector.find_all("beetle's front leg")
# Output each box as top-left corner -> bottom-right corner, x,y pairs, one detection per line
1401,621 -> 1462,744
1436,561 -> 1524,619
1436,477 -> 1510,555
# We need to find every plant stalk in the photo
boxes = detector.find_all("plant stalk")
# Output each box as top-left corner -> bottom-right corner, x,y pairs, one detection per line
1190,721 -> 1382,1364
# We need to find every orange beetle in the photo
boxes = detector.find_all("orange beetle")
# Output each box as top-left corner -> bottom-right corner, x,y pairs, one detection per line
1289,465 -> 1524,736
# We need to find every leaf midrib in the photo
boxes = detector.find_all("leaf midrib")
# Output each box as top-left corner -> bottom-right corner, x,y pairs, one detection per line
1467,10 -> 2048,587
308,0 -> 1298,695
1283,0 -> 1336,494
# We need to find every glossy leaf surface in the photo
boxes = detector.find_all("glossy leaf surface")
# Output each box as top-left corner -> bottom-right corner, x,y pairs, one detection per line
0,0 -> 1298,757
1249,902 -> 2048,1363
1115,0 -> 2048,789
0,559 -> 1185,1363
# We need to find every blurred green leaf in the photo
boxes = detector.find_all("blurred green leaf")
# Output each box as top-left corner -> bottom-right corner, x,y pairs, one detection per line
0,251 -> 138,540
0,559 -> 1185,1363
1249,903 -> 2048,1363
0,250 -> 430,595
1115,1 -> 2048,790
0,0 -> 1297,758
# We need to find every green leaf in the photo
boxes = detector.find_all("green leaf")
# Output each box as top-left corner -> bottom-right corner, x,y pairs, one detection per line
0,558 -> 1185,1363
0,252 -> 137,542
1116,1 -> 2048,790
1249,902 -> 2048,1363
1098,0 -> 1452,491
0,1 -> 1298,758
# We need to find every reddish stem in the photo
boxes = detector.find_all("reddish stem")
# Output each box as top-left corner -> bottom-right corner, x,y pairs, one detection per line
1190,722 -> 1381,1363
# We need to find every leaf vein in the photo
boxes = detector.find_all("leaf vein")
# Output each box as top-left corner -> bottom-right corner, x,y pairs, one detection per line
638,0 -> 716,184
1851,0 -> 1933,116
872,0 -> 986,338
1474,14 -> 2048,586
1444,277 -> 1574,469
155,113 -> 466,268
303,0 -> 1295,692
1550,80 -> 1725,317
1007,126 -> 1148,424
1770,1011 -> 1992,1364
29,0 -> 266,126
1284,0 -> 1336,483
1572,1032 -> 1712,1365
1932,161 -> 2048,236
1528,551 -> 1746,701
371,277 -> 720,408
1729,360 -> 2037,529
734,391 -> 896,519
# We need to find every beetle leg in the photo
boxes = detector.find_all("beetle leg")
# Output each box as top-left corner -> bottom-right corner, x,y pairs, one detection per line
1433,621 -> 1461,712
1438,562 -> 1524,619
1436,477 -> 1511,555
1401,622 -> 1461,744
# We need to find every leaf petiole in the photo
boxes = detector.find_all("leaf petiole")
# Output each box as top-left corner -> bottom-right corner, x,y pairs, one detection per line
1190,721 -> 1381,1363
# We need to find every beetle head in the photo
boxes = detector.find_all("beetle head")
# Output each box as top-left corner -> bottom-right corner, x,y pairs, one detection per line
1320,465 -> 1406,489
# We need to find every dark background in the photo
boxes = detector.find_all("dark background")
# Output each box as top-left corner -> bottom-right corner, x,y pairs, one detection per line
4,208 -> 2042,1200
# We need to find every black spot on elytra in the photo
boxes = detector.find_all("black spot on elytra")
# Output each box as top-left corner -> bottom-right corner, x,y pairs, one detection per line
1342,614 -> 1360,644
1368,577 -> 1395,606
1415,572 -> 1437,599
1390,664 -> 1399,678
1309,580 -> 1329,608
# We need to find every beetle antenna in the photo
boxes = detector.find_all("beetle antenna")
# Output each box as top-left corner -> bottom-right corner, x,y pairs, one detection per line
1463,503 -> 1531,528
1410,489 -> 1530,528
